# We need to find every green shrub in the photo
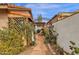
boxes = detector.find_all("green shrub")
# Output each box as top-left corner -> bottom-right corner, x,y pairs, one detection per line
0,28 -> 24,55
74,48 -> 79,54
43,26 -> 58,44
0,44 -> 24,55
69,41 -> 79,54
0,19 -> 35,55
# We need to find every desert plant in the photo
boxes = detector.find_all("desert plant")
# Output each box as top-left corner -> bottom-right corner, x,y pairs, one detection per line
9,18 -> 35,46
69,41 -> 79,55
43,25 -> 58,44
0,18 -> 35,55
0,28 -> 24,55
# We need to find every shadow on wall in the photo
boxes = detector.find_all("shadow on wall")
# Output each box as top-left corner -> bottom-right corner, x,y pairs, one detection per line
53,13 -> 79,54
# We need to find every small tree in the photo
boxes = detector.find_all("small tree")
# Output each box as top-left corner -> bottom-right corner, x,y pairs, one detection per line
37,15 -> 42,22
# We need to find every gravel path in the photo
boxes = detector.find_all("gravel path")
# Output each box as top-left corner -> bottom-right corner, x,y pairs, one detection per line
20,34 -> 52,55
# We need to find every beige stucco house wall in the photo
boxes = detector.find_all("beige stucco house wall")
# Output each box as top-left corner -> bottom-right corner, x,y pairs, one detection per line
52,13 -> 79,53
0,9 -> 8,29
0,4 -> 33,30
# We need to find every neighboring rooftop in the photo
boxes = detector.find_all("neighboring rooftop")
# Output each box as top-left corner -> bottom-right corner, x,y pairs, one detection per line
0,3 -> 31,11
0,3 -> 34,22
47,11 -> 78,24
58,12 -> 74,16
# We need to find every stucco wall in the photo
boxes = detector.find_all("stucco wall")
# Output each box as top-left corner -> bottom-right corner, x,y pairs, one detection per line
0,10 -> 8,29
53,13 -> 79,53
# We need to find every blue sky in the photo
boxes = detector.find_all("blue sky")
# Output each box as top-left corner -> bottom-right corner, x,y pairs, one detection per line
15,3 -> 79,22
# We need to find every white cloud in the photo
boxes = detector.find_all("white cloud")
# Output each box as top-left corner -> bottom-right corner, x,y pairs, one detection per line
15,3 -> 79,22
25,4 -> 37,8
24,3 -> 63,10
37,4 -> 62,9
24,3 -> 63,20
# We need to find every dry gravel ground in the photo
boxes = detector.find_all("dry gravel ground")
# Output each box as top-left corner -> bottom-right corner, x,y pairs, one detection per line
20,34 -> 54,55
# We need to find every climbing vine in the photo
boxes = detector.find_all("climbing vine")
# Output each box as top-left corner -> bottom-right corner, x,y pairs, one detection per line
43,25 -> 58,44
42,25 -> 66,55
0,17 -> 35,55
